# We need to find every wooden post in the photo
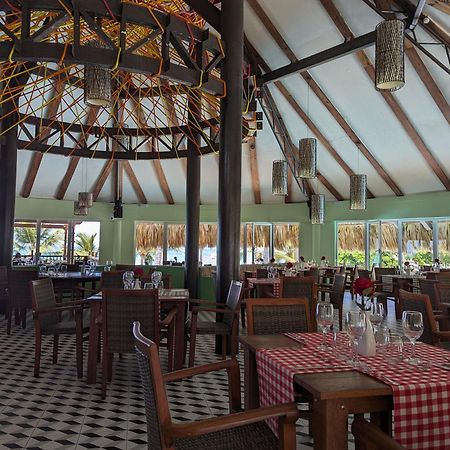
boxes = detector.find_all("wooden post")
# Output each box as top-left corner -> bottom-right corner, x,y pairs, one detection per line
185,91 -> 201,297
216,0 -> 244,352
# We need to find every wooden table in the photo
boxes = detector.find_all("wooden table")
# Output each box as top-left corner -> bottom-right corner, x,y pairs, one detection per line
247,278 -> 280,297
85,288 -> 189,384
239,335 -> 393,450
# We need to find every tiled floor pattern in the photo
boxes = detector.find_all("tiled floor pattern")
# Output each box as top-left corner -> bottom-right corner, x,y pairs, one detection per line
0,294 -> 401,449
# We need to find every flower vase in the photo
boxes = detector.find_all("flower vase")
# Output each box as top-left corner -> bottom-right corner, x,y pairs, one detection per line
134,279 -> 141,290
357,311 -> 376,357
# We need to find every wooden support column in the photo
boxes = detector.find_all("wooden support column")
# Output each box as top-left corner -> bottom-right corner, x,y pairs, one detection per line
216,0 -> 244,352
185,92 -> 201,297
0,105 -> 18,267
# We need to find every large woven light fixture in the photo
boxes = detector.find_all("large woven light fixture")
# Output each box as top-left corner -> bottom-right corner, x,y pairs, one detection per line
375,19 -> 405,91
297,138 -> 317,178
74,201 -> 88,216
350,174 -> 367,210
78,192 -> 93,208
84,40 -> 112,107
272,160 -> 288,196
311,194 -> 324,225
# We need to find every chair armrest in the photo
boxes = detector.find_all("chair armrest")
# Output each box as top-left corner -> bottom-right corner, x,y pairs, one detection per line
76,286 -> 98,294
191,307 -> 235,314
188,299 -> 218,305
351,417 -> 404,450
165,403 -> 298,442
34,304 -> 82,317
434,330 -> 450,341
160,306 -> 177,327
163,359 -> 238,383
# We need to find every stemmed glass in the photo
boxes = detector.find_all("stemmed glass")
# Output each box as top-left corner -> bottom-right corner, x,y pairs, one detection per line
151,271 -> 163,289
316,302 -> 334,351
370,301 -> 385,332
402,311 -> 424,364
123,271 -> 135,289
346,310 -> 366,367
60,264 -> 67,277
104,260 -> 113,272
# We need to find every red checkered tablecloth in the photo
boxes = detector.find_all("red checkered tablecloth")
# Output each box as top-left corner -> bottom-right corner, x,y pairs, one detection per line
256,333 -> 450,449
247,278 -> 280,297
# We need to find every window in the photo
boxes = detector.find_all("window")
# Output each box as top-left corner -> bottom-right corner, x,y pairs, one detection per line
337,222 -> 365,267
402,221 -> 433,267
167,224 -> 185,263
135,223 -> 164,265
274,224 -> 299,263
39,222 -> 67,262
73,221 -> 101,261
199,224 -> 217,265
438,221 -> 450,265
380,222 -> 399,268
13,220 -> 38,261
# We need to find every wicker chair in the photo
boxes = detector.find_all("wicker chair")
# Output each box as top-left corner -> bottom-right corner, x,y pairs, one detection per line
419,279 -> 442,311
77,270 -> 125,298
317,273 -> 346,330
398,289 -> 450,348
256,268 -> 268,279
30,278 -> 89,378
246,298 -> 311,335
6,269 -> 39,334
186,281 -> 242,367
351,417 -> 405,450
279,276 -> 317,330
133,322 -> 298,450
101,288 -> 177,399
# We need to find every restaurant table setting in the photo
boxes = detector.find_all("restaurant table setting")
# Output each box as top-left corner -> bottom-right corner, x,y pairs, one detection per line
256,330 -> 450,449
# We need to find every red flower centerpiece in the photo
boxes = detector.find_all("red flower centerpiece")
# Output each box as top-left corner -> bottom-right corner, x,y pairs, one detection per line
133,268 -> 144,278
354,277 -> 374,310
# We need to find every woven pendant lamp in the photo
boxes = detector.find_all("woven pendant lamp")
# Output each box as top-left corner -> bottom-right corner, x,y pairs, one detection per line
375,19 -> 405,91
78,192 -> 93,208
311,194 -> 324,225
350,174 -> 367,210
84,40 -> 112,107
74,201 -> 88,216
297,138 -> 317,178
272,160 -> 288,196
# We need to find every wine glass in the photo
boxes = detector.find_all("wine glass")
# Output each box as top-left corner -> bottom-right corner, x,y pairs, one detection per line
104,260 -> 113,272
151,271 -> 162,289
370,301 -> 385,332
60,264 -> 67,277
123,271 -> 135,289
346,310 -> 366,367
402,311 -> 424,364
316,302 -> 334,351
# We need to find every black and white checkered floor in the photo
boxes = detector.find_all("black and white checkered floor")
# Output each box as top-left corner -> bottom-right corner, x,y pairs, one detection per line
0,294 -> 401,449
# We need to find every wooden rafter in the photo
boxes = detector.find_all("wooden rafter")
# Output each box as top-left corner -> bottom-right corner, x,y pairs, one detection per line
247,0 -> 402,197
55,106 -> 99,200
122,161 -> 148,204
92,160 -> 114,201
428,0 -> 450,15
21,78 -> 65,198
375,0 -> 450,125
247,137 -> 261,204
131,99 -> 175,204
320,0 -> 450,190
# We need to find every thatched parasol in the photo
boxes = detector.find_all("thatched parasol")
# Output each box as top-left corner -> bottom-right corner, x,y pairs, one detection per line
199,224 -> 217,248
135,223 -> 164,255
274,224 -> 299,249
167,224 -> 185,248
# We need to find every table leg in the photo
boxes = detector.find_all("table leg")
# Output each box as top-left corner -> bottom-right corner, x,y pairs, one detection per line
244,347 -> 259,410
86,302 -> 101,384
172,302 -> 186,370
313,399 -> 348,450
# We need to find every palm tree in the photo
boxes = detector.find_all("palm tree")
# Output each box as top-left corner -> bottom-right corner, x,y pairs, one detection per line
75,232 -> 98,256
14,227 -> 64,256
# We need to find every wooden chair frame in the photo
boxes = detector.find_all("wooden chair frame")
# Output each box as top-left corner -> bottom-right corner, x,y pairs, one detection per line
351,417 -> 405,450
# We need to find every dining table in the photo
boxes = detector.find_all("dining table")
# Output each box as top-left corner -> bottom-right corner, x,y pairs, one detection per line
85,288 -> 189,384
247,277 -> 280,297
240,332 -> 450,450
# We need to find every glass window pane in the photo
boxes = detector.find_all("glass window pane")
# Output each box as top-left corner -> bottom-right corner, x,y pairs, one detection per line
274,224 -> 299,263
13,220 -> 38,264
402,221 -> 433,267
135,223 -> 164,265
337,223 -> 366,267
369,223 -> 380,268
39,222 -> 68,263
199,224 -> 217,265
438,221 -> 450,266
254,224 -> 271,264
167,224 -> 185,263
381,222 -> 399,268
73,221 -> 100,262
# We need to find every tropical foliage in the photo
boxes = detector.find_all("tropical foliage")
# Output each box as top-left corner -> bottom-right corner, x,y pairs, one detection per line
75,232 -> 98,256
13,226 -> 64,255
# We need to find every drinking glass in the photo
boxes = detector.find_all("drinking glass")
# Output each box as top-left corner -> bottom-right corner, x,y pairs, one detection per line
386,334 -> 403,364
47,265 -> 56,277
402,311 -> 424,364
346,310 -> 366,367
375,326 -> 389,356
89,261 -> 97,274
370,301 -> 385,332
151,271 -> 163,289
104,260 -> 113,272
60,264 -> 67,276
316,302 -> 334,351
123,271 -> 135,289
39,265 -> 47,274
143,282 -> 153,289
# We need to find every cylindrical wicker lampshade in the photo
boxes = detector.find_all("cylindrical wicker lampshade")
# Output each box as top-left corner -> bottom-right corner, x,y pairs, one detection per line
74,201 -> 88,216
350,174 -> 367,210
84,40 -> 112,107
272,160 -> 288,196
297,138 -> 317,178
78,192 -> 93,208
375,19 -> 405,91
311,194 -> 324,225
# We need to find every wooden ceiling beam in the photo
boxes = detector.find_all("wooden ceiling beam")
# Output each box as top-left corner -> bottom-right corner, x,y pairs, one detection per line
320,0 -> 450,191
122,161 -> 148,204
131,99 -> 175,204
318,172 -> 344,201
92,160 -> 114,201
247,137 -> 262,204
21,78 -> 65,198
247,0 -> 401,197
55,106 -> 99,200
428,0 -> 450,16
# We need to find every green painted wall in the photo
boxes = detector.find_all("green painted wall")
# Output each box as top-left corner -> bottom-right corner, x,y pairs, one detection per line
14,191 -> 450,264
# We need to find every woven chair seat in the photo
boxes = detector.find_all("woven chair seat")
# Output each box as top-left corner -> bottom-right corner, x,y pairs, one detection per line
42,319 -> 89,335
175,421 -> 278,450
185,319 -> 229,335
